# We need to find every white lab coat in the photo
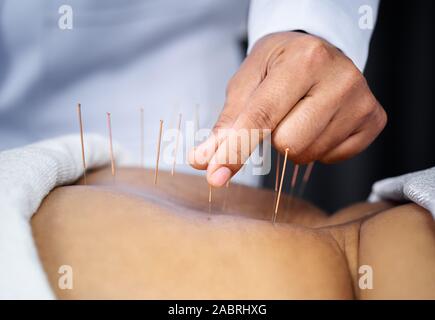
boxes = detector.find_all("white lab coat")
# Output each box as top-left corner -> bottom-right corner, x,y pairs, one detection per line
0,0 -> 378,186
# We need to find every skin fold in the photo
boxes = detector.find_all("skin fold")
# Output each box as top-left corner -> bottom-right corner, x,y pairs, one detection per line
31,167 -> 435,299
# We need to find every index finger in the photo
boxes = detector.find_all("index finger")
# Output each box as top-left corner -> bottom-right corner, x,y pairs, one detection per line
206,61 -> 314,187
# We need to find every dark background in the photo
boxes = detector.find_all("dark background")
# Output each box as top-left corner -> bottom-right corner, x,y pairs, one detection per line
263,0 -> 435,212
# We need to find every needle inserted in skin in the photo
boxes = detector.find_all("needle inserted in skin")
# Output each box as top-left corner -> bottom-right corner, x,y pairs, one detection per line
77,103 -> 87,185
171,113 -> 182,176
106,112 -> 116,178
222,181 -> 230,212
287,163 -> 299,209
209,184 -> 212,203
274,153 -> 281,192
221,171 -> 230,212
299,162 -> 315,197
290,164 -> 299,198
154,120 -> 163,185
273,148 -> 289,223
140,108 -> 144,168
208,184 -> 213,213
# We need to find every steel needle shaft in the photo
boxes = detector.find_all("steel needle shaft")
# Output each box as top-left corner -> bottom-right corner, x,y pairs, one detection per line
299,162 -> 314,197
171,113 -> 182,176
77,103 -> 87,185
273,148 -> 289,223
140,108 -> 144,168
275,153 -> 280,192
106,112 -> 116,178
154,120 -> 164,185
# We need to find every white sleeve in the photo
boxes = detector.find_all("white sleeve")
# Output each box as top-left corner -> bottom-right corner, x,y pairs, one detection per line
248,0 -> 379,71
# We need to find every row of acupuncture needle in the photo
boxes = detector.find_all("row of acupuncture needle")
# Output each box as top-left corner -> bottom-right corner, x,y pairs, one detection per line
76,103 -> 314,222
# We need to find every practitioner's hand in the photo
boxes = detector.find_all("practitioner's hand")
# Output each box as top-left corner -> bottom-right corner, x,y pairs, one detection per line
189,31 -> 387,187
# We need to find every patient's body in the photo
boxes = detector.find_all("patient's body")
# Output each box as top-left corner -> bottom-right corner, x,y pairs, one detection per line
31,168 -> 435,299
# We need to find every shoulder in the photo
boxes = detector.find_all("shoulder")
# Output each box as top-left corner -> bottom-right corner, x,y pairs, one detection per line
358,203 -> 435,299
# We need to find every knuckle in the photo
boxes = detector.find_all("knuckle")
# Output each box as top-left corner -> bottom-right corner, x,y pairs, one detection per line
357,94 -> 378,119
216,111 -> 234,128
298,37 -> 331,67
358,102 -> 375,119
246,103 -> 274,129
374,105 -> 388,130
341,67 -> 366,92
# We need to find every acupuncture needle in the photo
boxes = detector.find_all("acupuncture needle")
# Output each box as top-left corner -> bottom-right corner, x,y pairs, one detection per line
154,120 -> 163,185
77,103 -> 87,185
299,162 -> 314,197
288,163 -> 299,209
273,148 -> 289,223
140,108 -> 144,168
106,112 -> 116,179
275,153 -> 280,192
171,113 -> 182,176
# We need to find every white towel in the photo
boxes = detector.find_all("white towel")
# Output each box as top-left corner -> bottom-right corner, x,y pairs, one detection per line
0,134 -> 125,299
369,166 -> 435,218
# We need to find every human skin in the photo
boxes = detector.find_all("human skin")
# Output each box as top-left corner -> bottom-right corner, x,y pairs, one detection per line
189,31 -> 387,187
31,168 -> 434,299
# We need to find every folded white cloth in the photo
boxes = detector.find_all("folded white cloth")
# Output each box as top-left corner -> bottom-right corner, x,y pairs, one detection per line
369,166 -> 435,218
0,134 -> 125,299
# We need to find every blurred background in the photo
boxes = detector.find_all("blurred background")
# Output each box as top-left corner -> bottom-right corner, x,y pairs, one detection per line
264,0 -> 435,212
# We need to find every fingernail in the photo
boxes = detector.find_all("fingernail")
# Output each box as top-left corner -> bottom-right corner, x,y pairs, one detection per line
209,167 -> 232,187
